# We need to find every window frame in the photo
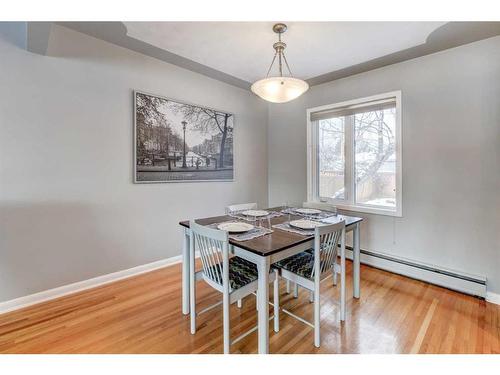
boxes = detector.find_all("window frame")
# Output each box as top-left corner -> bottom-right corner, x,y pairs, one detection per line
307,91 -> 403,217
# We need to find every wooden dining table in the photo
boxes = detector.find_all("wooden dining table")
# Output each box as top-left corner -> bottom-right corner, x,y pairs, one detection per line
179,207 -> 363,354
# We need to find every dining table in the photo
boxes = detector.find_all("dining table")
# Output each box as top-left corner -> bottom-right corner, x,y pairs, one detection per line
179,207 -> 363,354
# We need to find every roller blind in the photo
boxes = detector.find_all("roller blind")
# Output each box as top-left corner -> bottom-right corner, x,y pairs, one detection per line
310,97 -> 396,122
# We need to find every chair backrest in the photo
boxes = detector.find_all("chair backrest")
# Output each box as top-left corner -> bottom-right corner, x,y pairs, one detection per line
225,202 -> 258,214
312,221 -> 345,279
303,201 -> 337,214
190,220 -> 230,289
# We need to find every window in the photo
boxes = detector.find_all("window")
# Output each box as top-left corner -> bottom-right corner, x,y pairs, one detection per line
307,91 -> 402,216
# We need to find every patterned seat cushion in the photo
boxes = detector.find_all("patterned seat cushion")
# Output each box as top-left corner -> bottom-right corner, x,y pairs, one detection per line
274,252 -> 329,280
207,256 -> 259,290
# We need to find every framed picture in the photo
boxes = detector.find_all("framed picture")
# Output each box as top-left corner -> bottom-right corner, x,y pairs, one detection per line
134,90 -> 234,183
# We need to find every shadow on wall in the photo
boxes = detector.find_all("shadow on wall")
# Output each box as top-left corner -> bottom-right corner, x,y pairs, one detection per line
0,201 -> 137,302
0,22 -> 27,49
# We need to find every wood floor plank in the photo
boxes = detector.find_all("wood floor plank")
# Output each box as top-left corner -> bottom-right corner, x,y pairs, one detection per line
0,261 -> 499,354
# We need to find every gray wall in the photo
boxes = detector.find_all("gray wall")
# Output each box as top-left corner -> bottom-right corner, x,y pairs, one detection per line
0,25 -> 268,301
268,37 -> 500,293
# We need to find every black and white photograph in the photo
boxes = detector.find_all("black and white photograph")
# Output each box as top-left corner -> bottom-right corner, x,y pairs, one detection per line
135,91 -> 234,182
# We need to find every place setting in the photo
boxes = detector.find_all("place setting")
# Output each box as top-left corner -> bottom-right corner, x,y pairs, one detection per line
281,206 -> 338,220
207,219 -> 274,241
274,204 -> 344,235
272,217 -> 325,236
227,208 -> 284,222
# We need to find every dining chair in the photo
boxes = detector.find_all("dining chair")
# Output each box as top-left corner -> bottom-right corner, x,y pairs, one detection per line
225,202 -> 258,214
273,220 -> 346,348
286,202 -> 340,300
189,220 -> 279,354
225,202 -> 258,309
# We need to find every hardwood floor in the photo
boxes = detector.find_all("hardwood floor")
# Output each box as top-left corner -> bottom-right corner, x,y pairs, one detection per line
0,261 -> 499,354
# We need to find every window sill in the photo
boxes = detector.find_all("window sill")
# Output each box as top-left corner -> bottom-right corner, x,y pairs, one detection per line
310,201 -> 402,217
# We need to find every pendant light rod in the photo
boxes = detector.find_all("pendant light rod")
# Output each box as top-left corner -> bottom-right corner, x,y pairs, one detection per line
265,51 -> 278,77
265,23 -> 293,78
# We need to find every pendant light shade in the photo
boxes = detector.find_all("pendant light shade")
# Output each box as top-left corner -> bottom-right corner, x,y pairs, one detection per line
252,23 -> 309,103
251,76 -> 309,104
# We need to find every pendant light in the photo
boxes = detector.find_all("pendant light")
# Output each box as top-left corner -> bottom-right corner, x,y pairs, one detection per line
251,23 -> 309,103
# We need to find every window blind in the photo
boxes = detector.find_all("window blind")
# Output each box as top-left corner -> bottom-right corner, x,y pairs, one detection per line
310,97 -> 396,121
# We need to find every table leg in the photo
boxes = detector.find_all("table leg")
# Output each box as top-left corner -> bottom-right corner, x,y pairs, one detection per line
340,229 -> 346,321
182,228 -> 190,315
257,256 -> 270,354
353,223 -> 360,299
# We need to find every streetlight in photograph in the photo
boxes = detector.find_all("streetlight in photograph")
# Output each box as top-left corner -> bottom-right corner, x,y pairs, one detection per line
182,120 -> 188,168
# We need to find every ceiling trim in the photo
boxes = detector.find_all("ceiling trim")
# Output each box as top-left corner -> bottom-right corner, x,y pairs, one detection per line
56,21 -> 251,90
27,22 -> 52,55
307,22 -> 500,86
55,21 -> 500,91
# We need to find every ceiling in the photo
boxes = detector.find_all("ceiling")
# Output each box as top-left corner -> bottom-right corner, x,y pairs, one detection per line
57,21 -> 500,89
124,22 -> 445,83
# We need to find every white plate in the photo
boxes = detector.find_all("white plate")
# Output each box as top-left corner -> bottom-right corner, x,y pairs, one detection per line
289,219 -> 323,230
241,209 -> 269,217
295,208 -> 322,215
217,222 -> 254,233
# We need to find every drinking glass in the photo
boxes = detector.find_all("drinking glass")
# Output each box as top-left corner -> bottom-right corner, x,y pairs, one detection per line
282,201 -> 293,222
281,201 -> 288,211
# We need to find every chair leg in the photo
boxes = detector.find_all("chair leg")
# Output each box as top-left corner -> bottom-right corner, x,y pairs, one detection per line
293,283 -> 298,298
190,276 -> 196,334
309,290 -> 314,303
273,270 -> 280,333
340,246 -> 346,322
333,269 -> 338,286
286,280 -> 290,294
314,290 -> 320,348
237,299 -> 242,308
223,290 -> 230,354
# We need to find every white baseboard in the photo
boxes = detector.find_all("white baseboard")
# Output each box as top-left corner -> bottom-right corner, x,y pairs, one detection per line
1,248 -> 498,315
486,292 -> 500,305
0,255 -> 184,315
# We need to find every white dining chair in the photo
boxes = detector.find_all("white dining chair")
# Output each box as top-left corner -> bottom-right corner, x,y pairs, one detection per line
225,202 -> 258,309
189,220 -> 279,354
225,202 -> 258,214
273,220 -> 346,348
287,202 -> 340,299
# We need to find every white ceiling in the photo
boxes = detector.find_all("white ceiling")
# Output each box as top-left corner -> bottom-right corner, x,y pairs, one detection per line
124,22 -> 446,83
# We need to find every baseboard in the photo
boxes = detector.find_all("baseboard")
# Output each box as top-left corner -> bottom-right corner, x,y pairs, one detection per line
0,254 -> 184,315
1,248 -> 497,314
345,247 -> 489,300
486,292 -> 500,305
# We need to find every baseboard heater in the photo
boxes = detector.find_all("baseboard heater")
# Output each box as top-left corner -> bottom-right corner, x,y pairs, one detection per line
345,246 -> 487,298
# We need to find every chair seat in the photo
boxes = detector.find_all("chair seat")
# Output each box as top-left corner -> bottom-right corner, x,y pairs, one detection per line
274,252 -> 329,280
207,256 -> 260,290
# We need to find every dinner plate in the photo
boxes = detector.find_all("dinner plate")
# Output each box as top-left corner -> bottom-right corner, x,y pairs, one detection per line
288,219 -> 323,230
217,222 -> 254,233
241,209 -> 269,217
295,208 -> 322,215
